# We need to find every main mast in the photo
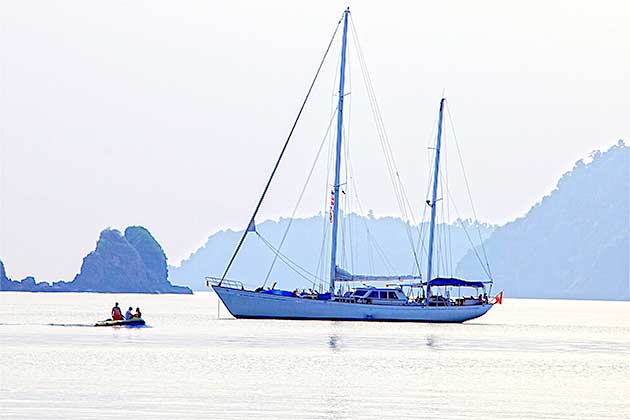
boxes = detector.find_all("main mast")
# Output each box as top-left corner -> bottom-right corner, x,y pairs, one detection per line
425,98 -> 445,304
329,8 -> 350,295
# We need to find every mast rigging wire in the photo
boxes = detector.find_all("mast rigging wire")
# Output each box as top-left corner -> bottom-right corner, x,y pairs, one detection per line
445,101 -> 493,279
256,233 -> 323,287
440,168 -> 493,279
262,107 -> 338,287
348,16 -> 422,276
220,15 -> 344,281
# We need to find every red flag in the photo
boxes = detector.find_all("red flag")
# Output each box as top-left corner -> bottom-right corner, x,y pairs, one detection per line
494,290 -> 504,305
330,190 -> 335,223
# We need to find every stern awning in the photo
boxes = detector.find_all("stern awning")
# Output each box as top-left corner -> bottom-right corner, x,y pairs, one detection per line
427,277 -> 487,288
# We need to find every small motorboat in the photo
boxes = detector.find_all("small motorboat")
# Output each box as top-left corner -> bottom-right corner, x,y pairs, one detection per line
94,318 -> 145,327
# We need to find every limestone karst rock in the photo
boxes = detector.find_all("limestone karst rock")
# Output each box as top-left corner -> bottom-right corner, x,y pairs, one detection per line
0,227 -> 191,294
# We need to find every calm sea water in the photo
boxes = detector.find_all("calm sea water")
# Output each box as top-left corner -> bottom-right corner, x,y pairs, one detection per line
1,292 -> 629,420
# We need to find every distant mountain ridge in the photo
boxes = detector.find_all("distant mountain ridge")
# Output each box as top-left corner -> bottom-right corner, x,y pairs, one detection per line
4,142 -> 626,300
169,214 -> 495,291
1,226 -> 191,294
457,140 -> 629,300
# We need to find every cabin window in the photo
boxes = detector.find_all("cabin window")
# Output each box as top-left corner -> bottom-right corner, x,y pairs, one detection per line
378,291 -> 388,299
367,291 -> 378,298
353,290 -> 367,297
387,291 -> 398,299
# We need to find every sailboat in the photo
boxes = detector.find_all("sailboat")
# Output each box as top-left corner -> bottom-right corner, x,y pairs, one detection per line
208,8 -> 502,322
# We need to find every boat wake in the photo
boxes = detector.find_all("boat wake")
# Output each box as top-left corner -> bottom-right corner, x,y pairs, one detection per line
1,322 -> 150,328
48,323 -> 98,327
0,322 -> 93,327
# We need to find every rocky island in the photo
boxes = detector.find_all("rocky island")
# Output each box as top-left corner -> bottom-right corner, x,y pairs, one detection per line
1,226 -> 191,294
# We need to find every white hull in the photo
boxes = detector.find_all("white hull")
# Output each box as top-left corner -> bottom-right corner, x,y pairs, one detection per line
213,286 -> 493,323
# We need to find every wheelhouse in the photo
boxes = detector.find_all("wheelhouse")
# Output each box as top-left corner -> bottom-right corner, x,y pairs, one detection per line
336,286 -> 407,305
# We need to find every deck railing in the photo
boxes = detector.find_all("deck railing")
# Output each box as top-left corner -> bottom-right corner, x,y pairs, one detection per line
205,276 -> 244,290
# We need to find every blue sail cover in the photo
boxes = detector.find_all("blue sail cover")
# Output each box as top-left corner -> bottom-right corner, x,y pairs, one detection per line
262,289 -> 296,297
428,278 -> 486,288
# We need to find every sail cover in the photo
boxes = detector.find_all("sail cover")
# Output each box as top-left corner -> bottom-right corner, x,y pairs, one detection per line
335,267 -> 422,282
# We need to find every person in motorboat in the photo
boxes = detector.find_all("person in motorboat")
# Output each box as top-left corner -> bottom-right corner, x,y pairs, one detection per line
111,302 -> 123,321
96,305 -> 145,326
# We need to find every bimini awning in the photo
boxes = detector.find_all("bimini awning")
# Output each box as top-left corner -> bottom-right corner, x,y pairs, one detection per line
427,278 -> 487,288
335,267 -> 422,283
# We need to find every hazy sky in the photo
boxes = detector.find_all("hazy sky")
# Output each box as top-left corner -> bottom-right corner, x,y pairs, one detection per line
1,0 -> 629,281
